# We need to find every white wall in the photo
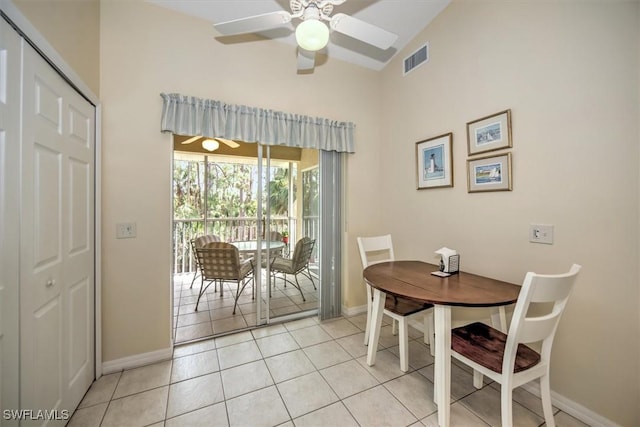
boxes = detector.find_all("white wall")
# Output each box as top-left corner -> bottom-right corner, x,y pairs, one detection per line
13,0 -> 100,95
99,0 -> 383,362
379,2 -> 639,425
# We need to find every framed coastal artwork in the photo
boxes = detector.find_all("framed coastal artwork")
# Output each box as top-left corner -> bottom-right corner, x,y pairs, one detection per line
416,132 -> 453,190
467,152 -> 512,193
466,109 -> 512,156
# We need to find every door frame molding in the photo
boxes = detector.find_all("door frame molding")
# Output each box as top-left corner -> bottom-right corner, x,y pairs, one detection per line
1,0 -> 103,378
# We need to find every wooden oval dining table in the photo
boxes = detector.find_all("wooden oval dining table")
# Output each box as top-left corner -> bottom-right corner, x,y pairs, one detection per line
364,260 -> 521,427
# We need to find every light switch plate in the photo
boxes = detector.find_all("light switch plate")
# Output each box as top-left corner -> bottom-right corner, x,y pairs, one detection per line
529,224 -> 553,244
116,222 -> 137,239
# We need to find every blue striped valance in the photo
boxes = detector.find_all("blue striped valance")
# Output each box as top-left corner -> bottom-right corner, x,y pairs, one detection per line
160,93 -> 355,153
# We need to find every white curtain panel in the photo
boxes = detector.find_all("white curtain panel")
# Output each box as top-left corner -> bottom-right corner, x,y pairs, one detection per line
160,93 -> 356,153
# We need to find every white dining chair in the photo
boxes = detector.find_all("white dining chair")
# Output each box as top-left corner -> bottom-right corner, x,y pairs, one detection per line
451,264 -> 581,427
357,234 -> 435,371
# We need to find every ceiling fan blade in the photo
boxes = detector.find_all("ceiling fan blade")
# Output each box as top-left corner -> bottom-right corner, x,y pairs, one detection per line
318,0 -> 346,6
329,13 -> 398,50
216,138 -> 240,148
297,49 -> 316,71
214,11 -> 292,36
181,135 -> 202,145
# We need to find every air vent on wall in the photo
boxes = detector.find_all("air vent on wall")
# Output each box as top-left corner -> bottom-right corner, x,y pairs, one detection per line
403,43 -> 429,76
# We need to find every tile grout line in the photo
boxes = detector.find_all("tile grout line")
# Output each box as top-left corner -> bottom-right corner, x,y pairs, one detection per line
74,311 -> 585,427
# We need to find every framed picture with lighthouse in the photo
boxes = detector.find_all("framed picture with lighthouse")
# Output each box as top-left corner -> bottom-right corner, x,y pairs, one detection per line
416,132 -> 453,190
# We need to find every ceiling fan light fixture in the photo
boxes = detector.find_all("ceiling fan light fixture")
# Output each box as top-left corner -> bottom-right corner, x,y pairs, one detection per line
295,19 -> 329,51
202,139 -> 220,151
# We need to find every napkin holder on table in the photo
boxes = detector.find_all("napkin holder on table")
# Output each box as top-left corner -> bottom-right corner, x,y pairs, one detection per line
435,247 -> 459,274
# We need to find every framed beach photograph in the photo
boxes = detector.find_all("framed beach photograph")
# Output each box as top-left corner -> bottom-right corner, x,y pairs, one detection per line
467,152 -> 512,193
466,109 -> 512,156
416,132 -> 453,190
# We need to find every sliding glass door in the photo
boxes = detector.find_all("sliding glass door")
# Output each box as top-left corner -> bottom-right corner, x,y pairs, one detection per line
172,141 -> 321,342
254,146 -> 320,327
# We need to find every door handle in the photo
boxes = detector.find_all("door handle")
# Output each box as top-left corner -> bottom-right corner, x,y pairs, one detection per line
46,279 -> 55,287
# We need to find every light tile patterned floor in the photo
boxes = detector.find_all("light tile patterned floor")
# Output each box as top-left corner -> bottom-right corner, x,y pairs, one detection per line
174,270 -> 319,344
71,314 -> 590,427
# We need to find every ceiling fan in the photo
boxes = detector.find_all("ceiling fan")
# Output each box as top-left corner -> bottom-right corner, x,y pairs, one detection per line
181,136 -> 241,152
213,0 -> 398,71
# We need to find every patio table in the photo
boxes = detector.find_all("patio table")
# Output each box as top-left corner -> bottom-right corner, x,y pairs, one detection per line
229,240 -> 285,253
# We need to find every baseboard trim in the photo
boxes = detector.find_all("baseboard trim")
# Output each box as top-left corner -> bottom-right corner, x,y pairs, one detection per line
102,346 -> 173,375
521,382 -> 620,427
342,304 -> 367,317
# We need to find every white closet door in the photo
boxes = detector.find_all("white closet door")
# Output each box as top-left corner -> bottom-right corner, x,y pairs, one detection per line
20,39 -> 95,423
0,17 -> 22,426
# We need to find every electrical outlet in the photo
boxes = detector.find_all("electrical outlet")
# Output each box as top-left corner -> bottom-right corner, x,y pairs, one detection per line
116,222 -> 137,239
529,224 -> 553,244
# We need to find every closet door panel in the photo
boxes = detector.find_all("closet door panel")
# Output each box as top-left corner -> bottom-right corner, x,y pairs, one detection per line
0,16 -> 22,424
68,277 -> 89,384
69,159 -> 90,254
21,39 -> 95,423
63,81 -> 94,406
21,40 -> 66,421
32,298 -> 63,413
33,145 -> 63,272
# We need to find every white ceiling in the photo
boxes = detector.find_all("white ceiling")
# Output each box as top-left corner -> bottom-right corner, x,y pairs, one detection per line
148,0 -> 450,71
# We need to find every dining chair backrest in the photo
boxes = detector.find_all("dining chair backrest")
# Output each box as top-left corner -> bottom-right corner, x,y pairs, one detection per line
291,237 -> 315,271
196,242 -> 243,281
356,233 -> 434,367
356,234 -> 395,269
503,263 -> 581,373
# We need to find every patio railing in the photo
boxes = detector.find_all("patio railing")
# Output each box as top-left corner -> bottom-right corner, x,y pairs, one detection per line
173,216 -> 319,274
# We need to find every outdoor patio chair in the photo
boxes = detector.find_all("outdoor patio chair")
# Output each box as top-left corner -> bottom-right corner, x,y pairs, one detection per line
189,234 -> 222,289
451,264 -> 581,427
194,242 -> 254,314
259,231 -> 285,261
269,231 -> 289,258
269,237 -> 316,302
268,230 -> 283,241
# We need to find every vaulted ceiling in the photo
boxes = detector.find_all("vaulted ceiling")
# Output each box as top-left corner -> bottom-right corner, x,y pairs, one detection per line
149,0 -> 450,71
